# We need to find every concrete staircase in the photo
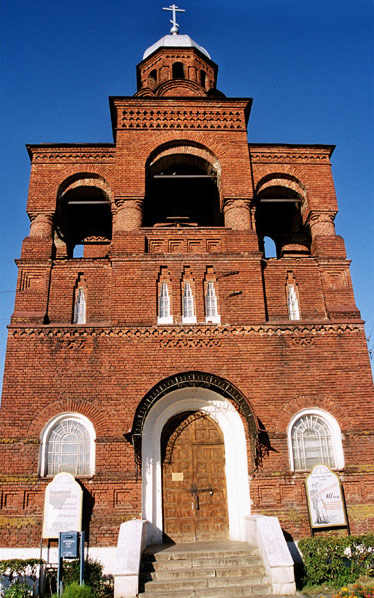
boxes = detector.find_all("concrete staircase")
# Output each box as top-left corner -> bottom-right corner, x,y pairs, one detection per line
138,541 -> 273,598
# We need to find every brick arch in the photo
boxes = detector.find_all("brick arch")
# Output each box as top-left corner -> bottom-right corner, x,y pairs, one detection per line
140,133 -> 227,169
155,79 -> 206,97
253,165 -> 309,195
28,399 -> 110,439
129,371 -> 259,458
276,395 -> 350,432
255,173 -> 307,196
146,139 -> 221,174
57,172 -> 113,203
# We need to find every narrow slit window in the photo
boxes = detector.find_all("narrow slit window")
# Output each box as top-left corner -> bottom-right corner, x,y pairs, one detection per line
74,288 -> 86,324
205,282 -> 220,324
287,285 -> 300,320
182,282 -> 196,323
157,282 -> 173,324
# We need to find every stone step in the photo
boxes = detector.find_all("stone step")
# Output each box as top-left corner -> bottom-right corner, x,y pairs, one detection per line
142,554 -> 262,570
141,584 -> 272,597
138,542 -> 273,598
143,547 -> 258,561
141,574 -> 269,592
142,564 -> 265,582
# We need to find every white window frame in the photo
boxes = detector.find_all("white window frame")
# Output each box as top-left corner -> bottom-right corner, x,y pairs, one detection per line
74,287 -> 86,324
205,281 -> 221,324
287,284 -> 300,320
181,281 -> 196,324
287,408 -> 344,472
157,282 -> 173,325
40,413 -> 96,477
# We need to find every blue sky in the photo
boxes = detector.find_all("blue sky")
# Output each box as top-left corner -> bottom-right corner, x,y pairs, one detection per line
0,0 -> 373,388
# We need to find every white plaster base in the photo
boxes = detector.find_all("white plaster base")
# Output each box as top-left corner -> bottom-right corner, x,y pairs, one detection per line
244,515 -> 296,595
113,520 -> 148,598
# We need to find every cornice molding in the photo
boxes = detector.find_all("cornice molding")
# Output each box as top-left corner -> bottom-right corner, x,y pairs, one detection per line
8,322 -> 363,343
250,152 -> 330,164
32,150 -> 115,163
120,107 -> 246,131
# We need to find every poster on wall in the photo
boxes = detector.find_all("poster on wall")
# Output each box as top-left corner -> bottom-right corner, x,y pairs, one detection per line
305,464 -> 347,529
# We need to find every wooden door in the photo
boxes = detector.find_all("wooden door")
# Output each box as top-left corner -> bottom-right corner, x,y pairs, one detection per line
162,412 -> 229,543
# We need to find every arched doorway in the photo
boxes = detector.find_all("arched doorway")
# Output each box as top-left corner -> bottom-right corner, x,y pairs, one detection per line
138,375 -> 256,545
162,411 -> 229,543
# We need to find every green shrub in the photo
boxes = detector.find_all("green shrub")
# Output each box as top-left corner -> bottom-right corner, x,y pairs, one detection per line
48,558 -> 113,597
4,581 -> 33,598
298,534 -> 374,587
62,582 -> 94,598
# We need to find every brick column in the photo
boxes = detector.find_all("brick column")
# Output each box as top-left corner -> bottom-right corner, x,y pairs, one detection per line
308,210 -> 336,238
114,198 -> 143,232
223,199 -> 251,230
29,212 -> 54,238
307,210 -> 347,259
21,212 -> 54,260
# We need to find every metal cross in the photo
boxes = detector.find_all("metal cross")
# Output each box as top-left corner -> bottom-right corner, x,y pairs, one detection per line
163,4 -> 185,35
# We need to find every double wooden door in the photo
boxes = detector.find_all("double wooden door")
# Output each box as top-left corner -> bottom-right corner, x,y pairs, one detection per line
162,412 -> 229,543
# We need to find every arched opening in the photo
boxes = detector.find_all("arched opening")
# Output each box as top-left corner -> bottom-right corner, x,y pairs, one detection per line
143,154 -> 223,227
162,411 -> 229,542
256,183 -> 310,257
172,62 -> 185,79
200,70 -> 207,88
136,372 -> 256,545
56,179 -> 112,258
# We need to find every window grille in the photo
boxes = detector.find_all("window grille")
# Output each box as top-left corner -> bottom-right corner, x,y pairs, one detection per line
74,288 -> 86,324
287,285 -> 300,320
46,419 -> 91,476
205,281 -> 220,323
291,414 -> 335,471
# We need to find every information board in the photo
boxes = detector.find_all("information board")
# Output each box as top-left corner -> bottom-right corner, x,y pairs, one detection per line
305,464 -> 347,529
43,472 -> 83,539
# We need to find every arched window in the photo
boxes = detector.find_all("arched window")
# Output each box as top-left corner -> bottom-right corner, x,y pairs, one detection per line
172,62 -> 185,79
288,409 -> 344,471
40,414 -> 95,477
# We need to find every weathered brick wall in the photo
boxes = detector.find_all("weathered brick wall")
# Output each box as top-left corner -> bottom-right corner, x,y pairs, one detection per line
1,53 -> 373,549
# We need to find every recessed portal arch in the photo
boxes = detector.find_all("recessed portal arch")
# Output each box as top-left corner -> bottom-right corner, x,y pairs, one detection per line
141,384 -> 253,544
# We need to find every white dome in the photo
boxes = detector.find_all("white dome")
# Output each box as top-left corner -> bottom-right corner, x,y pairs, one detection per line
143,34 -> 211,60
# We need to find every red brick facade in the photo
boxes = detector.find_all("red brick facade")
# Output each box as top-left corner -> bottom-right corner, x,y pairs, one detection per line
0,36 -> 373,552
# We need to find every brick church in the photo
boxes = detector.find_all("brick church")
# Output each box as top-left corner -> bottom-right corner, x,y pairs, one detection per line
0,3 -> 373,578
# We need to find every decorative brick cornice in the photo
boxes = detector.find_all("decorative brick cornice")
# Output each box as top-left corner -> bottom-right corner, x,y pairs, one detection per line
249,151 -> 330,164
8,322 -> 363,342
120,108 -> 246,131
31,150 -> 115,163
